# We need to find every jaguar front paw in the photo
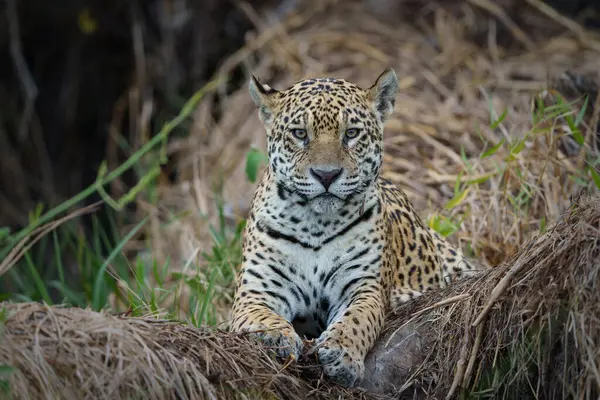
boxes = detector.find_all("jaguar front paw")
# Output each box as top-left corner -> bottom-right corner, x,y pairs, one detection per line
245,325 -> 303,360
314,337 -> 365,388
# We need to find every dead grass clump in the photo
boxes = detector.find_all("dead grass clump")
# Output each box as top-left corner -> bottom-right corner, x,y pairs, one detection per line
378,194 -> 600,399
145,0 -> 600,323
0,302 -> 380,400
0,195 -> 598,400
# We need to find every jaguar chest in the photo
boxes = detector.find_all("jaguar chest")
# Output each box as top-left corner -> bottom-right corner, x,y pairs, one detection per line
253,216 -> 382,338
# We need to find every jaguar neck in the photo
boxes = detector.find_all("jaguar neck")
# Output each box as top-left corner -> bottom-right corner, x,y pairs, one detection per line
254,170 -> 380,249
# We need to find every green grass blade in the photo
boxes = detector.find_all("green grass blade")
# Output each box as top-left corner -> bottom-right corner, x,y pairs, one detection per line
91,217 -> 148,311
490,108 -> 508,130
574,96 -> 589,127
52,230 -> 67,297
23,252 -> 52,304
196,268 -> 217,327
590,168 -> 600,190
444,188 -> 470,210
481,138 -> 505,159
47,281 -> 85,306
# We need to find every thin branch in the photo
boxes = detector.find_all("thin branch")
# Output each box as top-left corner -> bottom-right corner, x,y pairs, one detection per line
468,0 -> 536,50
524,0 -> 600,52
6,0 -> 39,142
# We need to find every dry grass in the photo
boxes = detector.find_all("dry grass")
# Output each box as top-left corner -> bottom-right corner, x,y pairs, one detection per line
2,1 -> 600,398
0,194 -> 598,400
0,302 -> 378,400
141,0 -> 600,323
379,193 -> 600,399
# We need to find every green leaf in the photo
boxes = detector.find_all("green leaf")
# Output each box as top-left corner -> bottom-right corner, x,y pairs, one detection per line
571,128 -> 585,146
481,138 -> 505,159
474,121 -> 486,144
467,172 -> 496,185
444,188 -> 470,210
460,146 -> 472,172
590,168 -> 600,190
428,215 -> 460,237
490,108 -> 508,130
539,216 -> 547,234
245,148 -> 268,183
506,138 -> 527,161
92,217 -> 148,311
574,96 -> 589,127
24,252 -> 52,305
195,267 -> 217,327
533,96 -> 545,124
28,203 -> 45,224
565,112 -> 585,146
511,139 -> 526,155
454,171 -> 463,195
487,97 -> 495,124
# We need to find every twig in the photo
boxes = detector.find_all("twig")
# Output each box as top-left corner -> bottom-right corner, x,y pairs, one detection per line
468,0 -> 535,51
396,341 -> 437,395
278,353 -> 297,373
446,310 -> 473,399
238,1 -> 301,76
524,0 -> 600,52
472,240 -> 546,327
575,86 -> 600,173
107,92 -> 129,196
463,320 -> 485,387
385,294 -> 470,347
586,89 -> 600,152
0,201 -> 102,277
406,124 -> 464,165
215,1 -> 319,81
6,0 -> 39,142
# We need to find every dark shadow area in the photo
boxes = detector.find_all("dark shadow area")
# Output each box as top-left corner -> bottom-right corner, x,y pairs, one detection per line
0,0 -> 598,229
0,0 -> 598,302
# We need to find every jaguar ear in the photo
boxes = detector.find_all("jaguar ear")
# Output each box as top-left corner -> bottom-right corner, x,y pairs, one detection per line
368,68 -> 399,122
249,75 -> 279,125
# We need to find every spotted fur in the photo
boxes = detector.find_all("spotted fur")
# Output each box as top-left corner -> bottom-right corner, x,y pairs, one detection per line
230,69 -> 480,388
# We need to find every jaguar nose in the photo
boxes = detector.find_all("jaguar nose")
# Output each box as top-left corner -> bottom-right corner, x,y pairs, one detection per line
310,167 -> 343,190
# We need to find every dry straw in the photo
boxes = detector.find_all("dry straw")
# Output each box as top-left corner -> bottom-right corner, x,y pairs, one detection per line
0,303 -> 375,400
2,0 -> 600,399
0,194 -> 598,399
141,0 -> 600,323
380,194 -> 600,399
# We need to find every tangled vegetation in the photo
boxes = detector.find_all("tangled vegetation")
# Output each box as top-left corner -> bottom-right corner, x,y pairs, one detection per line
0,0 -> 599,398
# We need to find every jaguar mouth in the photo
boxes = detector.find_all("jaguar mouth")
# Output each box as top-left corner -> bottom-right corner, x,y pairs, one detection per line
307,192 -> 346,214
312,192 -> 343,201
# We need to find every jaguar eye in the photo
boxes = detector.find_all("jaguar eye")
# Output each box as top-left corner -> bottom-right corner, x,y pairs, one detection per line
290,128 -> 307,140
344,128 -> 361,140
